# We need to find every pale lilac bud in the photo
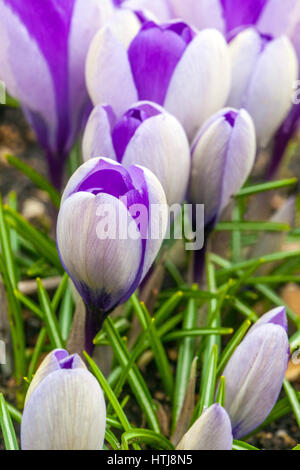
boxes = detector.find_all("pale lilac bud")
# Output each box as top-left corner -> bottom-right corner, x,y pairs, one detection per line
21,349 -> 106,450
223,307 -> 289,439
177,404 -> 233,450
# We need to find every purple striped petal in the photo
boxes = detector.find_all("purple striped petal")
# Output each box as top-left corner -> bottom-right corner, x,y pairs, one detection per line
128,20 -> 195,105
177,404 -> 233,450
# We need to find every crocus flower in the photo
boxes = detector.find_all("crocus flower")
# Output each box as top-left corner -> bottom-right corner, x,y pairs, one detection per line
0,0 -> 113,188
189,108 -> 256,227
21,349 -> 106,450
222,307 -> 289,439
82,101 -> 191,206
226,28 -> 298,148
86,19 -> 231,140
57,157 -> 168,346
169,0 -> 300,37
176,404 -> 233,450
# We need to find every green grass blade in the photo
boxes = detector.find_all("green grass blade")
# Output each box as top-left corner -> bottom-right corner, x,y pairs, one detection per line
121,429 -> 174,450
36,278 -> 64,349
283,379 -> 300,428
0,394 -> 19,450
217,320 -> 251,377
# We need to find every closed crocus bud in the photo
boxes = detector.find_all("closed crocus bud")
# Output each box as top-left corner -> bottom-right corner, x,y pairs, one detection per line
82,101 -> 190,206
86,19 -> 231,140
227,28 -> 298,148
222,307 -> 289,439
57,157 -> 168,344
21,349 -> 106,450
176,404 -> 233,450
189,108 -> 256,227
0,0 -> 112,188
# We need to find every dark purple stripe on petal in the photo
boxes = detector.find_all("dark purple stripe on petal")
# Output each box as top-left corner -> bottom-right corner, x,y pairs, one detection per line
220,0 -> 268,33
128,20 -> 195,105
4,0 -> 76,153
112,103 -> 161,161
224,110 -> 238,127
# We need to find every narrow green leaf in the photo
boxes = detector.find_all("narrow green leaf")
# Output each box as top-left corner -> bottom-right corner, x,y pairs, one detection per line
36,278 -> 64,349
232,440 -> 259,450
216,221 -> 290,232
215,376 -> 226,407
217,320 -> 251,377
236,178 -> 297,198
121,429 -> 174,450
0,394 -> 19,450
5,154 -> 61,208
283,379 -> 300,428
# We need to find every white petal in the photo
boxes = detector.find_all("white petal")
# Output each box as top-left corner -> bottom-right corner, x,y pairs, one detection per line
123,0 -> 171,21
82,105 -> 116,161
164,29 -> 231,141
177,404 -> 233,450
86,25 -> 138,115
21,368 -> 106,450
257,0 -> 300,37
189,109 -> 255,224
57,191 -> 142,307
122,105 -> 190,205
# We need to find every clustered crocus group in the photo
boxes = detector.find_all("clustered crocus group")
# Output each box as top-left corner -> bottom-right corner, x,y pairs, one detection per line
0,0 -> 297,451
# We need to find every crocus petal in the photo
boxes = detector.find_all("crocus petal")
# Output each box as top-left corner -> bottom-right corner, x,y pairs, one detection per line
227,28 -> 298,148
247,306 -> 288,334
164,28 -> 231,140
86,25 -> 138,116
122,106 -> 190,205
128,20 -> 195,106
21,367 -> 106,450
257,0 -> 300,37
189,108 -> 256,225
57,191 -> 143,312
223,323 -> 289,439
221,0 -> 268,34
176,404 -> 233,450
82,105 -> 117,161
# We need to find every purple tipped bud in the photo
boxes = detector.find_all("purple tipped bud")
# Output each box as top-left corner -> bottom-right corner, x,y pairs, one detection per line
189,107 -> 256,226
223,308 -> 289,439
82,101 -> 190,205
177,404 -> 233,450
57,157 -> 168,315
21,349 -> 106,450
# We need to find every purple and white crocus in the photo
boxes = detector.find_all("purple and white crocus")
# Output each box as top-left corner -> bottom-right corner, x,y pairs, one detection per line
86,19 -> 231,141
226,28 -> 298,148
189,108 -> 256,228
82,101 -> 190,206
176,404 -> 233,451
222,307 -> 289,439
0,0 -> 112,188
21,349 -> 106,450
57,157 -> 168,347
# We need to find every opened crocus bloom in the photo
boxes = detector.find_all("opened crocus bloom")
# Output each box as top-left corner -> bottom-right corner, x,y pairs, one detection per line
222,307 -> 289,439
57,157 -> 168,344
189,108 -> 256,228
86,19 -> 231,140
21,349 -> 106,450
82,101 -> 190,206
177,404 -> 233,451
0,0 -> 114,188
